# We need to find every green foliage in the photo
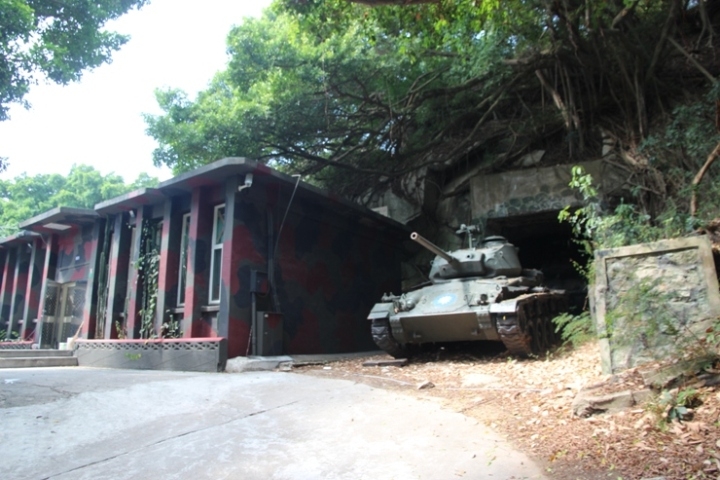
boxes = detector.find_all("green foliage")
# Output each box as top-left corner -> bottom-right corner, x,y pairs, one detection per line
702,318 -> 720,351
555,165 -> 692,347
129,172 -> 159,190
559,166 -> 690,256
160,319 -> 182,339
144,1 -> 517,195
48,165 -> 127,208
0,329 -> 19,342
0,0 -> 148,120
0,165 -> 158,236
651,388 -> 702,427
557,165 -> 600,254
115,320 -> 127,340
146,0 -> 710,203
642,84 -> 720,169
552,311 -> 595,347
136,220 -> 160,339
0,171 -> 65,235
640,86 -> 720,222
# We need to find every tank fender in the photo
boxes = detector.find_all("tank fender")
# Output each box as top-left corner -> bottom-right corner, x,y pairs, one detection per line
489,301 -> 518,315
368,302 -> 394,320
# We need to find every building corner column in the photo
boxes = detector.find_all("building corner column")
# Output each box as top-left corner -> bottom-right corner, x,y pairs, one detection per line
104,213 -> 131,339
156,198 -> 182,335
20,238 -> 45,340
183,187 -> 212,337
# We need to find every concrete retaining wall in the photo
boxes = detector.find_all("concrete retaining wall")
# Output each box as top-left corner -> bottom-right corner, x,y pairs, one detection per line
75,338 -> 227,372
593,236 -> 720,373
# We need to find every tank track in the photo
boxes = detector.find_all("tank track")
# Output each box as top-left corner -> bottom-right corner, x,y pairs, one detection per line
370,318 -> 408,359
496,292 -> 567,356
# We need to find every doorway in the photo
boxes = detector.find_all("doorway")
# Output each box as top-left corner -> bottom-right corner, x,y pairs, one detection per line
39,280 -> 87,348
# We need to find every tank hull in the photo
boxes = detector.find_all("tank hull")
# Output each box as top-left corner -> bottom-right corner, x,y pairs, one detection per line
369,277 -> 567,358
368,231 -> 569,358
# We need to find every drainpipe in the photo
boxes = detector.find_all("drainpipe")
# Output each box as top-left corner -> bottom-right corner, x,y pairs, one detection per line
272,174 -> 302,313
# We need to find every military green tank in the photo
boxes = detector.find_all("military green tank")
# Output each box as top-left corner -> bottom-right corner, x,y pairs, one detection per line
368,225 -> 567,358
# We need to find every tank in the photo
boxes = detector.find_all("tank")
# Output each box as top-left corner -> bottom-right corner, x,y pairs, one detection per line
368,225 -> 568,358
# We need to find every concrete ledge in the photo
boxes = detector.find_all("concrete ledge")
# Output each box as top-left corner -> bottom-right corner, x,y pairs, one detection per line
290,351 -> 384,366
226,355 -> 294,373
0,341 -> 33,350
0,357 -> 78,368
0,350 -> 74,358
225,351 -> 383,372
75,338 -> 227,372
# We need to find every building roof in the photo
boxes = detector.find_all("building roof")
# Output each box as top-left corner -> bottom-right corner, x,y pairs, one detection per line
95,157 -> 409,235
0,230 -> 40,248
94,188 -> 165,215
18,207 -> 99,234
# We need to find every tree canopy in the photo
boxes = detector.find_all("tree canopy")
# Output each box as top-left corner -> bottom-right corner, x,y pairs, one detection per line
0,0 -> 148,121
0,165 -> 158,236
146,0 -> 720,217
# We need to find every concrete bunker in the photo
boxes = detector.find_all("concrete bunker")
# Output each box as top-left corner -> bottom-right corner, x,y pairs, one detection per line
365,159 -> 634,357
373,159 -> 630,312
469,159 -> 630,311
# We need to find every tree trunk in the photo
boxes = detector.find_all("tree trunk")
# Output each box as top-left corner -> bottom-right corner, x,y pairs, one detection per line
690,141 -> 720,218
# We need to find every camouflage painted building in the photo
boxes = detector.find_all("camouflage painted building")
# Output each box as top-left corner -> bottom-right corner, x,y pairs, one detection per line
0,208 -> 100,346
0,158 -> 407,359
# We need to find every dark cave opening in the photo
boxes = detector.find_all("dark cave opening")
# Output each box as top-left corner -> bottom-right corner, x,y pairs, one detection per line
485,211 -> 588,312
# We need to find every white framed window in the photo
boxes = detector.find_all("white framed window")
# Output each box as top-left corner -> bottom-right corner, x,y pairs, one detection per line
209,204 -> 225,303
177,213 -> 191,306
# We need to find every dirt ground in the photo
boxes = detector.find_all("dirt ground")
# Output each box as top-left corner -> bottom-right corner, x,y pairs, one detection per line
294,341 -> 720,480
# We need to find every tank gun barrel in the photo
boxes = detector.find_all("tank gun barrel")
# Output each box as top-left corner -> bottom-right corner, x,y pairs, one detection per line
410,232 -> 459,266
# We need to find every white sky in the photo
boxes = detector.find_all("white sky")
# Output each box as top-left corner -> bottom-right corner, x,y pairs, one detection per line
0,0 -> 273,183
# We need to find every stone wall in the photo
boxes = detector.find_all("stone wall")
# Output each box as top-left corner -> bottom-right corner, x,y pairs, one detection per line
593,236 -> 720,373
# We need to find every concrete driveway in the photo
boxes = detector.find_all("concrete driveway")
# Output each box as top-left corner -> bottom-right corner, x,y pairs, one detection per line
0,367 -> 547,480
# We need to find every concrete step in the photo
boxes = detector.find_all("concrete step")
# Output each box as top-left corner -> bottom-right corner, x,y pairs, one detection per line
0,349 -> 78,368
0,349 -> 75,358
0,356 -> 78,368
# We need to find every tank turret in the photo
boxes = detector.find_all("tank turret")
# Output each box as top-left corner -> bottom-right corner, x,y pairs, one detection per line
368,224 -> 568,359
411,228 -> 523,281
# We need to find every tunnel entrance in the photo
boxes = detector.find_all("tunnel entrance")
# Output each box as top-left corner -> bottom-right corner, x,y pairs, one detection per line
485,211 -> 588,312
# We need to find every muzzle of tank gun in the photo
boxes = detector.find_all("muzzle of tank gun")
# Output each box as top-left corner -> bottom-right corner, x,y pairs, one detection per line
410,232 -> 460,266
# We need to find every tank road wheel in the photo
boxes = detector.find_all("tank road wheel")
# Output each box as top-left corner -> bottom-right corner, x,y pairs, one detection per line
498,297 -> 552,357
537,299 -> 554,353
526,304 -> 540,355
497,302 -> 533,356
498,294 -> 569,357
370,318 -> 409,359
532,300 -> 554,355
